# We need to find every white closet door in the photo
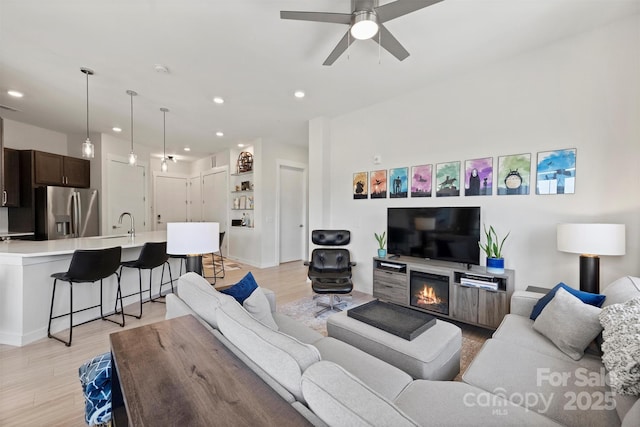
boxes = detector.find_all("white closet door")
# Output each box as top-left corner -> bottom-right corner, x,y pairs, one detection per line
154,175 -> 188,230
107,158 -> 147,234
188,175 -> 202,222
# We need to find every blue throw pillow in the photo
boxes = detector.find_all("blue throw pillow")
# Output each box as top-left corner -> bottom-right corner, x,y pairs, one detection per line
220,272 -> 259,304
530,282 -> 606,320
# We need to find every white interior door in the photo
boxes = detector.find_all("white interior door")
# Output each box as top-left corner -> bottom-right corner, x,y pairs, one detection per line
107,158 -> 146,235
154,174 -> 188,230
202,167 -> 228,251
188,174 -> 202,222
279,164 -> 306,263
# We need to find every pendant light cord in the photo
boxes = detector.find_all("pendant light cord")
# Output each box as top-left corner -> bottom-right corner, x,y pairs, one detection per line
85,71 -> 90,140
130,93 -> 134,152
163,109 -> 166,158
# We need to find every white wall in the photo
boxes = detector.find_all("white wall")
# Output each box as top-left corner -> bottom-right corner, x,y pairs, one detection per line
2,119 -> 68,153
311,14 -> 640,293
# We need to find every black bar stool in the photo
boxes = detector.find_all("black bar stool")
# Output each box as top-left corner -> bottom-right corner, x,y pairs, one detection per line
203,231 -> 225,283
213,231 -> 226,279
118,241 -> 173,319
48,246 -> 124,347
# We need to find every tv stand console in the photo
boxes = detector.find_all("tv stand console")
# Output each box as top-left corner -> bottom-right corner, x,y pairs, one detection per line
372,257 -> 515,329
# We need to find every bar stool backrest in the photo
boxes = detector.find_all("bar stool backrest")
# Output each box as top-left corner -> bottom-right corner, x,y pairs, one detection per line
135,242 -> 169,269
67,246 -> 122,282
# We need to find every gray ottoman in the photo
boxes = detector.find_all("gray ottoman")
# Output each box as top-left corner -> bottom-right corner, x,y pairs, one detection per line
326,310 -> 461,380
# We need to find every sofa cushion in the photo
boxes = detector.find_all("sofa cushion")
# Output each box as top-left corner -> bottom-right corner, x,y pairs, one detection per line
176,272 -> 234,329
216,297 -> 321,402
599,297 -> 640,395
492,314 -> 602,369
242,287 -> 278,330
301,361 -> 419,427
272,312 -> 324,345
463,339 -> 620,427
395,380 -> 561,426
530,282 -> 605,320
220,271 -> 259,303
533,287 -> 603,361
314,336 -> 413,401
601,276 -> 640,308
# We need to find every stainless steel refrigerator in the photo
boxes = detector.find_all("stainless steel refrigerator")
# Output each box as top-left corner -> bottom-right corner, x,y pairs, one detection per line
35,186 -> 99,240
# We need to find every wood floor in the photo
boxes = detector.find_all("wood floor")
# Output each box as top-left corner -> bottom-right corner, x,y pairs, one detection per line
0,260 -> 490,426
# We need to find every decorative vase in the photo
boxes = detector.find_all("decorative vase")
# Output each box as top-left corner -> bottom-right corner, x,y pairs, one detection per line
377,249 -> 387,258
486,257 -> 505,274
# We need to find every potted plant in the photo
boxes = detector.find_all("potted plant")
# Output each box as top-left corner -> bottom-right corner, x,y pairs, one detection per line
374,231 -> 387,258
478,225 -> 510,274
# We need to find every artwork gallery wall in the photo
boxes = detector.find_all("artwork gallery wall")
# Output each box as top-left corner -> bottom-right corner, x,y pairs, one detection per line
309,14 -> 640,294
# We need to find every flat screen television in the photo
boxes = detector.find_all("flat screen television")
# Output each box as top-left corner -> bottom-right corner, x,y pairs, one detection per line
387,207 -> 481,265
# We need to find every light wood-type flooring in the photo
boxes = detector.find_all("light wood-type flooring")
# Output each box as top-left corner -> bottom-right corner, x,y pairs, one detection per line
0,260 -> 490,426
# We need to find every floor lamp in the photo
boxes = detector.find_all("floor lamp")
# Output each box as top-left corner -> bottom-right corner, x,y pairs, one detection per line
557,223 -> 626,293
167,222 -> 220,275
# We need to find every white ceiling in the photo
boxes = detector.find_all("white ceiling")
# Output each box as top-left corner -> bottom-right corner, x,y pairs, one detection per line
1,0 -> 638,160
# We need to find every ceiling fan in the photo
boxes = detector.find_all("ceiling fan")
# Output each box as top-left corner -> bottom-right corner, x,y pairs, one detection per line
280,0 -> 444,66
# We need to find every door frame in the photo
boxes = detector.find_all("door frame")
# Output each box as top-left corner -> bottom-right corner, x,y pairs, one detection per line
105,154 -> 149,236
275,160 -> 308,264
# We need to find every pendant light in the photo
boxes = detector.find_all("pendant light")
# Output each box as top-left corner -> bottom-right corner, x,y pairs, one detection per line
80,67 -> 95,158
160,107 -> 169,172
126,90 -> 138,166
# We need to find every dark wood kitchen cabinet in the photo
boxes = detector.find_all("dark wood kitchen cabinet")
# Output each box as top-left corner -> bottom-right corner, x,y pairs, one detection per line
33,150 -> 90,188
3,148 -> 20,206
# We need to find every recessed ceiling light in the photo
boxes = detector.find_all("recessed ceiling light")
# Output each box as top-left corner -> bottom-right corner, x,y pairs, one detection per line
7,90 -> 23,98
216,131 -> 224,137
184,147 -> 191,152
238,143 -> 245,148
294,90 -> 305,99
112,127 -> 122,132
213,97 -> 224,104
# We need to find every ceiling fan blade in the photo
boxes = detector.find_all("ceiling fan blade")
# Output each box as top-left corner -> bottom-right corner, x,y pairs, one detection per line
280,11 -> 351,25
323,31 -> 355,66
375,0 -> 444,23
372,24 -> 410,61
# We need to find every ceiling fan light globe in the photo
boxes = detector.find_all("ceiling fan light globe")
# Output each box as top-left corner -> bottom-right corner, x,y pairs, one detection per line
351,11 -> 378,40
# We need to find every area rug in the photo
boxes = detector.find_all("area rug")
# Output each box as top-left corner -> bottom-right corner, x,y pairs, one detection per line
277,295 -> 489,381
201,254 -> 241,277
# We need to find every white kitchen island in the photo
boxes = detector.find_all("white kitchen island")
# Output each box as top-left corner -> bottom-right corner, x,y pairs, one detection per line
0,231 -> 180,346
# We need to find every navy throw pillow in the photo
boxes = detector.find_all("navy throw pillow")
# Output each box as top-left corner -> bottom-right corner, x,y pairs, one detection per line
220,272 -> 258,304
530,282 -> 606,320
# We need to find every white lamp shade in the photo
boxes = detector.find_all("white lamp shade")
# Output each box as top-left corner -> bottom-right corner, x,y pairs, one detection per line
167,222 -> 219,255
557,223 -> 625,256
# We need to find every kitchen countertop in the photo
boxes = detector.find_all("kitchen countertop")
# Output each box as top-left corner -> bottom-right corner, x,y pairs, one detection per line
0,230 -> 167,258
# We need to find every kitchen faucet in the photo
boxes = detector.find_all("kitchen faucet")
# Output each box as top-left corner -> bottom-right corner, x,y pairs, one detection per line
118,212 -> 135,237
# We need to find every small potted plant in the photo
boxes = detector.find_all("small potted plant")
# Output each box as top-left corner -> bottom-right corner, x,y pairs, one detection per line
478,225 -> 510,274
374,231 -> 387,258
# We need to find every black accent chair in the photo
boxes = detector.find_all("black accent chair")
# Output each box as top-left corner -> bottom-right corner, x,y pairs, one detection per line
305,230 -> 356,316
48,246 -> 124,346
118,241 -> 173,319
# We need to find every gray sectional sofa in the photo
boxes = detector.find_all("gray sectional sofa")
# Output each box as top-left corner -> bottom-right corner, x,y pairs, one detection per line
463,276 -> 640,427
165,272 -> 639,426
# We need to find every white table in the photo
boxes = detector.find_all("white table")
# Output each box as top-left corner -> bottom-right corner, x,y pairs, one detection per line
0,231 -> 178,346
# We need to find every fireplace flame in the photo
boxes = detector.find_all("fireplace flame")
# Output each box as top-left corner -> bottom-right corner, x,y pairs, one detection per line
417,285 -> 442,305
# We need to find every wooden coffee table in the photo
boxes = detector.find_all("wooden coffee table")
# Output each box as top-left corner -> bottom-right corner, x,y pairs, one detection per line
110,315 -> 311,426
